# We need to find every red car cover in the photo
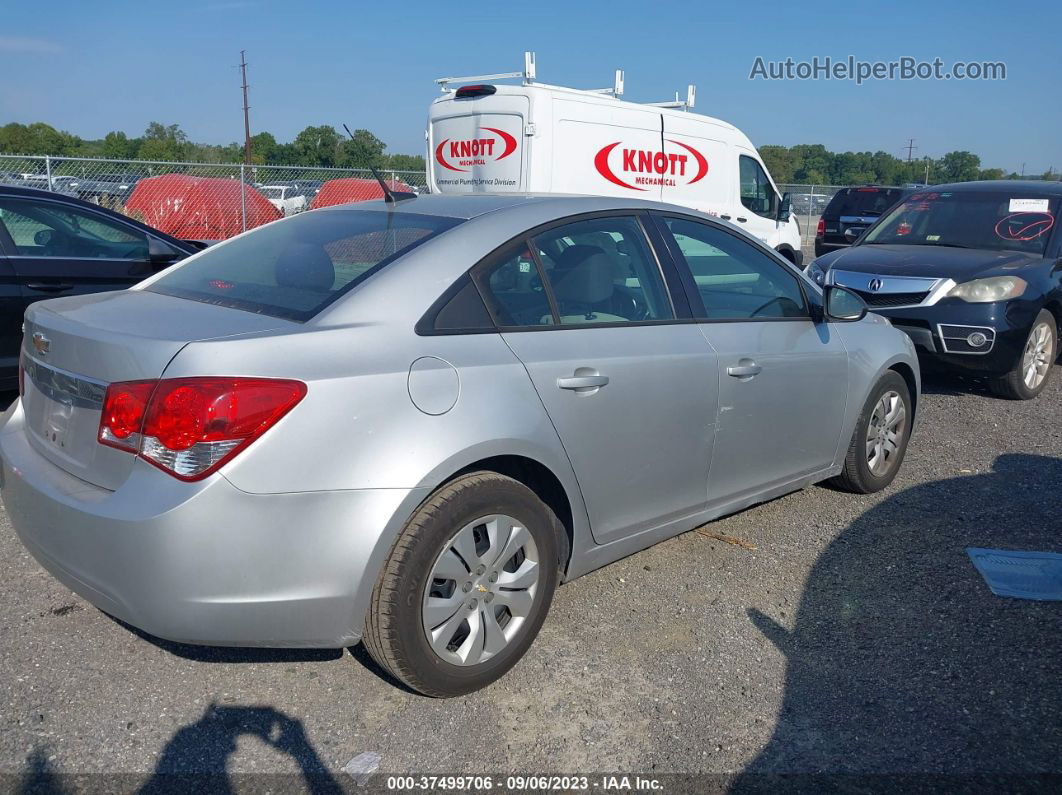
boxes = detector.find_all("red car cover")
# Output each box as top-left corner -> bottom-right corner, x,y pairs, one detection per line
309,177 -> 415,209
125,174 -> 281,240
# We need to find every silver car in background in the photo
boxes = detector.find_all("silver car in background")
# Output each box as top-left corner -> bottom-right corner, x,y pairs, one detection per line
0,194 -> 919,696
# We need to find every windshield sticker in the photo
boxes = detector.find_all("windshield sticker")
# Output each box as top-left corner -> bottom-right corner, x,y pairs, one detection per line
897,222 -> 912,236
926,234 -> 941,241
1009,198 -> 1050,213
995,212 -> 1055,242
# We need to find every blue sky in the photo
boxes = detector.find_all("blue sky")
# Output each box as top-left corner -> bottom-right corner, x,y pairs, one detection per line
2,0 -> 1058,173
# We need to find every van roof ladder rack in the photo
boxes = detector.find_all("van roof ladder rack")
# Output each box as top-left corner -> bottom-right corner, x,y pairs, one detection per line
646,85 -> 697,111
435,51 -> 625,98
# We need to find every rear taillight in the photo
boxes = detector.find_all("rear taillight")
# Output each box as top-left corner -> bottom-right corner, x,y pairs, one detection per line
98,377 -> 306,481
455,84 -> 497,98
816,218 -> 825,238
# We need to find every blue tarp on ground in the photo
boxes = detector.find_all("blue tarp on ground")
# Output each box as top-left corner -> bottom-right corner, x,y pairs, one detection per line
967,547 -> 1062,601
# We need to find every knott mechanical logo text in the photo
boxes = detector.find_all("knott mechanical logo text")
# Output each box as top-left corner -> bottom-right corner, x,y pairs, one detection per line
594,140 -> 708,191
435,127 -> 518,172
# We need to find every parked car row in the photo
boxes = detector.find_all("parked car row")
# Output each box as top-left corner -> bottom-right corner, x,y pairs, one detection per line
806,181 -> 1061,400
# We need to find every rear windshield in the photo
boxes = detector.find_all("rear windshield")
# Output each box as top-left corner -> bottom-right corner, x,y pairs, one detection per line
826,187 -> 904,217
147,209 -> 461,321
863,191 -> 1059,255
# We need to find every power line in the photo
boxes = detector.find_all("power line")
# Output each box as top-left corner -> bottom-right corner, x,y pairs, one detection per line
240,50 -> 252,166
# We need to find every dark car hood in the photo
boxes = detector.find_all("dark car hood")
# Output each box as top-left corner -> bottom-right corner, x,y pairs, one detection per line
816,244 -> 1042,279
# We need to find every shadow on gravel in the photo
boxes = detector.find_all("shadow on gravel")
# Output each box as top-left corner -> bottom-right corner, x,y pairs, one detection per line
735,453 -> 1062,789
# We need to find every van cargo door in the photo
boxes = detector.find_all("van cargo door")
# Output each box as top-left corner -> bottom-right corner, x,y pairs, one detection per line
430,97 -> 528,194
551,97 -> 664,201
660,114 -> 731,217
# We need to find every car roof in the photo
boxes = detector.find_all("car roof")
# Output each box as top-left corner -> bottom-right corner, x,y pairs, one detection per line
922,180 -> 1062,195
314,192 -> 713,220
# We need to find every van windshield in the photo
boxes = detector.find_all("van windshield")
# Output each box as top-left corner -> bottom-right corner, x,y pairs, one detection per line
147,209 -> 461,321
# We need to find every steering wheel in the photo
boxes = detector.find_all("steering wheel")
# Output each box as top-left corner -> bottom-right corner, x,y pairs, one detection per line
612,285 -> 649,321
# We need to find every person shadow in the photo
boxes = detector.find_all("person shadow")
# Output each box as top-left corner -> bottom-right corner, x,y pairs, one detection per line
138,704 -> 344,794
735,453 -> 1062,791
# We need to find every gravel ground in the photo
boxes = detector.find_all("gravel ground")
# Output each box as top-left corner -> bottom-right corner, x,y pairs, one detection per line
1,368 -> 1060,791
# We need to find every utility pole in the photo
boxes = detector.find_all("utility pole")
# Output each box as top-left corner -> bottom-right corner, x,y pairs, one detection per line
904,138 -> 916,163
240,50 -> 252,165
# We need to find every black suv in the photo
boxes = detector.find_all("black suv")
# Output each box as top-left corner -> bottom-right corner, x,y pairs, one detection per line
815,186 -> 907,257
807,181 -> 1061,400
0,185 -> 198,389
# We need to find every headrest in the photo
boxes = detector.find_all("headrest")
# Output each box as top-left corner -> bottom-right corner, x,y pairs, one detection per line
275,242 -> 335,291
552,251 -> 615,305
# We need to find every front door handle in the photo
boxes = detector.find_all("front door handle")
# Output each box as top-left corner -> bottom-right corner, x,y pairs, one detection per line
557,374 -> 610,390
727,363 -> 762,378
720,214 -> 732,221
26,282 -> 74,292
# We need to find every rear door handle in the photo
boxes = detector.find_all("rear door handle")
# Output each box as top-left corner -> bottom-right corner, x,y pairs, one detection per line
719,214 -> 732,221
26,282 -> 74,292
557,374 -> 610,390
735,217 -> 748,223
727,363 -> 762,378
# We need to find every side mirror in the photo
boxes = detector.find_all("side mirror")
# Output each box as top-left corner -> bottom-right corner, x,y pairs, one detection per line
824,285 -> 867,322
844,227 -> 861,242
777,192 -> 791,222
148,237 -> 181,266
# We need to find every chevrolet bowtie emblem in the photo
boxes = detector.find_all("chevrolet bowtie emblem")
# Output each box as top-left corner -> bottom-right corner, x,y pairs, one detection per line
475,584 -> 489,593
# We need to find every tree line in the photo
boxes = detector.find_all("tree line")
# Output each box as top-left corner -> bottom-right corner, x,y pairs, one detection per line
0,121 -> 426,171
758,143 -> 1058,186
2,121 -> 1057,185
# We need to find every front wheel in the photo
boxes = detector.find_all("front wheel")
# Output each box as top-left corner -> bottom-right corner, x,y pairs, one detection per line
989,310 -> 1057,400
362,472 -> 560,697
830,370 -> 912,494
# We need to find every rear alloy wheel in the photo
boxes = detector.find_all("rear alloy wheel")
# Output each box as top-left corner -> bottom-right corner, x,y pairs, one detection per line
830,370 -> 912,494
363,472 -> 560,697
990,310 -> 1057,400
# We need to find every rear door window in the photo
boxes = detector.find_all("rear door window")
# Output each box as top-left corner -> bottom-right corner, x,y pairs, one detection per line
532,216 -> 674,325
147,209 -> 461,321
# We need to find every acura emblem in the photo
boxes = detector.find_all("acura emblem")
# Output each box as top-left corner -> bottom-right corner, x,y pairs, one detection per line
31,332 -> 50,356
867,278 -> 884,292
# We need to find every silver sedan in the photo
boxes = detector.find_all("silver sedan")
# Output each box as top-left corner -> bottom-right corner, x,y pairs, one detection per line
0,194 -> 919,696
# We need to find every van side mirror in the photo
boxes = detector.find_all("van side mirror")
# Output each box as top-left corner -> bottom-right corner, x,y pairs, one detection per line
824,285 -> 867,322
777,192 -> 791,221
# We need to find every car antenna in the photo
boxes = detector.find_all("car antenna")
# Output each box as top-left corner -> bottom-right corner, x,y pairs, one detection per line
343,124 -> 417,204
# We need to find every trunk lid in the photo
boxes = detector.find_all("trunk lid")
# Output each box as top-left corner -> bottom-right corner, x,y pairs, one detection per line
21,290 -> 291,490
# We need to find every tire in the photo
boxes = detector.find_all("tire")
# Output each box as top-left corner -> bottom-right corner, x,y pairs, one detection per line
830,370 -> 912,494
988,309 -> 1057,400
362,472 -> 561,697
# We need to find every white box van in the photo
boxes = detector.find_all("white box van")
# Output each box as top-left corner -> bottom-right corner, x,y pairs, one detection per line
428,53 -> 803,265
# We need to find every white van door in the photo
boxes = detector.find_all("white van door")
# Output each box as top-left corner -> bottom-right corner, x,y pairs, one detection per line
734,147 -> 784,247
430,96 -> 528,193
660,115 -> 731,219
550,97 -> 664,200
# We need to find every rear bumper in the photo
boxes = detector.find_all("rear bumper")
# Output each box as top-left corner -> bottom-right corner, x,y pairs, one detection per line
0,404 -> 422,648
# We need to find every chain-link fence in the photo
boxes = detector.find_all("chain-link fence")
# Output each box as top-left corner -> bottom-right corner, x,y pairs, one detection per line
0,154 -> 428,241
779,184 -> 846,260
